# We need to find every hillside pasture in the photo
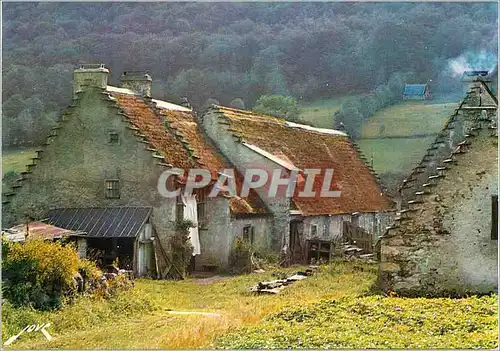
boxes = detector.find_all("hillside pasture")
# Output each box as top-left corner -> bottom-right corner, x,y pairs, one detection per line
2,148 -> 37,176
298,96 -> 358,129
361,101 -> 455,139
357,137 -> 435,175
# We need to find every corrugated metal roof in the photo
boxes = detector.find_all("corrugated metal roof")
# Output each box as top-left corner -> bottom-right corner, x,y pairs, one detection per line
46,207 -> 152,238
403,84 -> 427,96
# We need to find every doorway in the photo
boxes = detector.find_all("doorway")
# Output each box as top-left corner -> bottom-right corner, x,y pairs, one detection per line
289,220 -> 304,263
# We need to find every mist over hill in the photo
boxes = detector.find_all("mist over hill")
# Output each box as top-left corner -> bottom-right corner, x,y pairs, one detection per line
2,2 -> 498,147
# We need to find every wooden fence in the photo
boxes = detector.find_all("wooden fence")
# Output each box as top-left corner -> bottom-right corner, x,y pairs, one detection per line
342,221 -> 374,253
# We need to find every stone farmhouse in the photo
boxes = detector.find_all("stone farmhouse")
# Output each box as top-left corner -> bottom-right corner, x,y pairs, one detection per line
380,73 -> 498,296
3,64 -> 394,277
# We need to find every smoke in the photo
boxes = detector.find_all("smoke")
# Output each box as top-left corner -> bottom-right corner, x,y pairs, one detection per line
447,50 -> 498,77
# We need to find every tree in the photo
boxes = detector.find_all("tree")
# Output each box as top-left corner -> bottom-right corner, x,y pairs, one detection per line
229,98 -> 245,110
1,2 -> 497,148
334,100 -> 364,139
253,94 -> 300,121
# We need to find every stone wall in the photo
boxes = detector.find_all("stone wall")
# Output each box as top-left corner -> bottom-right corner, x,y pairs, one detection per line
3,88 -> 179,273
380,86 -> 498,296
201,110 -> 290,251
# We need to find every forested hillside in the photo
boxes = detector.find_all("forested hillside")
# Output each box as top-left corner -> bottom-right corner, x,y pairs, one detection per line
2,2 -> 498,147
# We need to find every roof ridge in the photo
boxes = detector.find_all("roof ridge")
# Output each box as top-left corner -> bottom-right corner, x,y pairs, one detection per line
398,90 -> 476,199
388,109 -> 497,237
214,105 -> 351,140
107,85 -> 192,112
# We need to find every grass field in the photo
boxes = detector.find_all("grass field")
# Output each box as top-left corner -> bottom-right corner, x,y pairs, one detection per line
357,100 -> 456,175
297,98 -> 457,176
2,147 -> 37,176
217,294 -> 498,349
361,101 -> 456,139
3,262 -> 497,349
298,95 -> 358,128
357,137 -> 436,175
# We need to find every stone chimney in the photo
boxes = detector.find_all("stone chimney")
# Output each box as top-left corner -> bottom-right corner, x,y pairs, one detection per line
120,71 -> 152,97
73,64 -> 109,99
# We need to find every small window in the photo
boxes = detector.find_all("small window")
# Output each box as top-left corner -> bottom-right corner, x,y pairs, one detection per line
243,225 -> 254,245
311,224 -> 318,237
105,179 -> 120,199
109,132 -> 119,144
194,188 -> 207,227
492,195 -> 498,240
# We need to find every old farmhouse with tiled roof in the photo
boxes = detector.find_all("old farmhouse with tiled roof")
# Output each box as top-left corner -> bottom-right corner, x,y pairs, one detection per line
202,105 -> 394,262
380,74 -> 498,296
3,64 -> 394,276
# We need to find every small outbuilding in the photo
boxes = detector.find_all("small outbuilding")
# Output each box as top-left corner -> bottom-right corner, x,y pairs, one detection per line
402,84 -> 430,100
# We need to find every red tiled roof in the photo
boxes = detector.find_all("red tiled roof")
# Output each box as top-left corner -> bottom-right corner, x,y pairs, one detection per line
112,93 -> 196,169
4,221 -> 82,242
158,108 -> 268,215
212,105 -> 394,216
110,93 -> 266,215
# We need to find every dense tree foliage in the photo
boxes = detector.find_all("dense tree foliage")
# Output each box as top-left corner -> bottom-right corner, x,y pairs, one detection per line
2,2 -> 497,147
335,72 -> 412,138
253,95 -> 300,121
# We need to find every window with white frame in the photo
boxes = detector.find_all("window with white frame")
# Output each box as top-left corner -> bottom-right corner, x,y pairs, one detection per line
105,179 -> 120,199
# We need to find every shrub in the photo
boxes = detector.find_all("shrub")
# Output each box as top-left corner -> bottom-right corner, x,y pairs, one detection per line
76,258 -> 104,294
252,246 -> 280,269
228,237 -> 253,274
2,239 -> 79,310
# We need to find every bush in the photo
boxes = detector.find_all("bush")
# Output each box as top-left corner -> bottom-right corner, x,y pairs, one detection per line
2,239 -> 80,310
228,237 -> 253,274
168,220 -> 195,279
253,94 -> 300,121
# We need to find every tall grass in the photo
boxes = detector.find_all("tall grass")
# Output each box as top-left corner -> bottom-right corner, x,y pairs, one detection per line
3,262 -> 376,349
5,261 -> 495,350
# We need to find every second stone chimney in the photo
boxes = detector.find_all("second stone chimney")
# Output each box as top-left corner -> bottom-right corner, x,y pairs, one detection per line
120,71 -> 152,97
